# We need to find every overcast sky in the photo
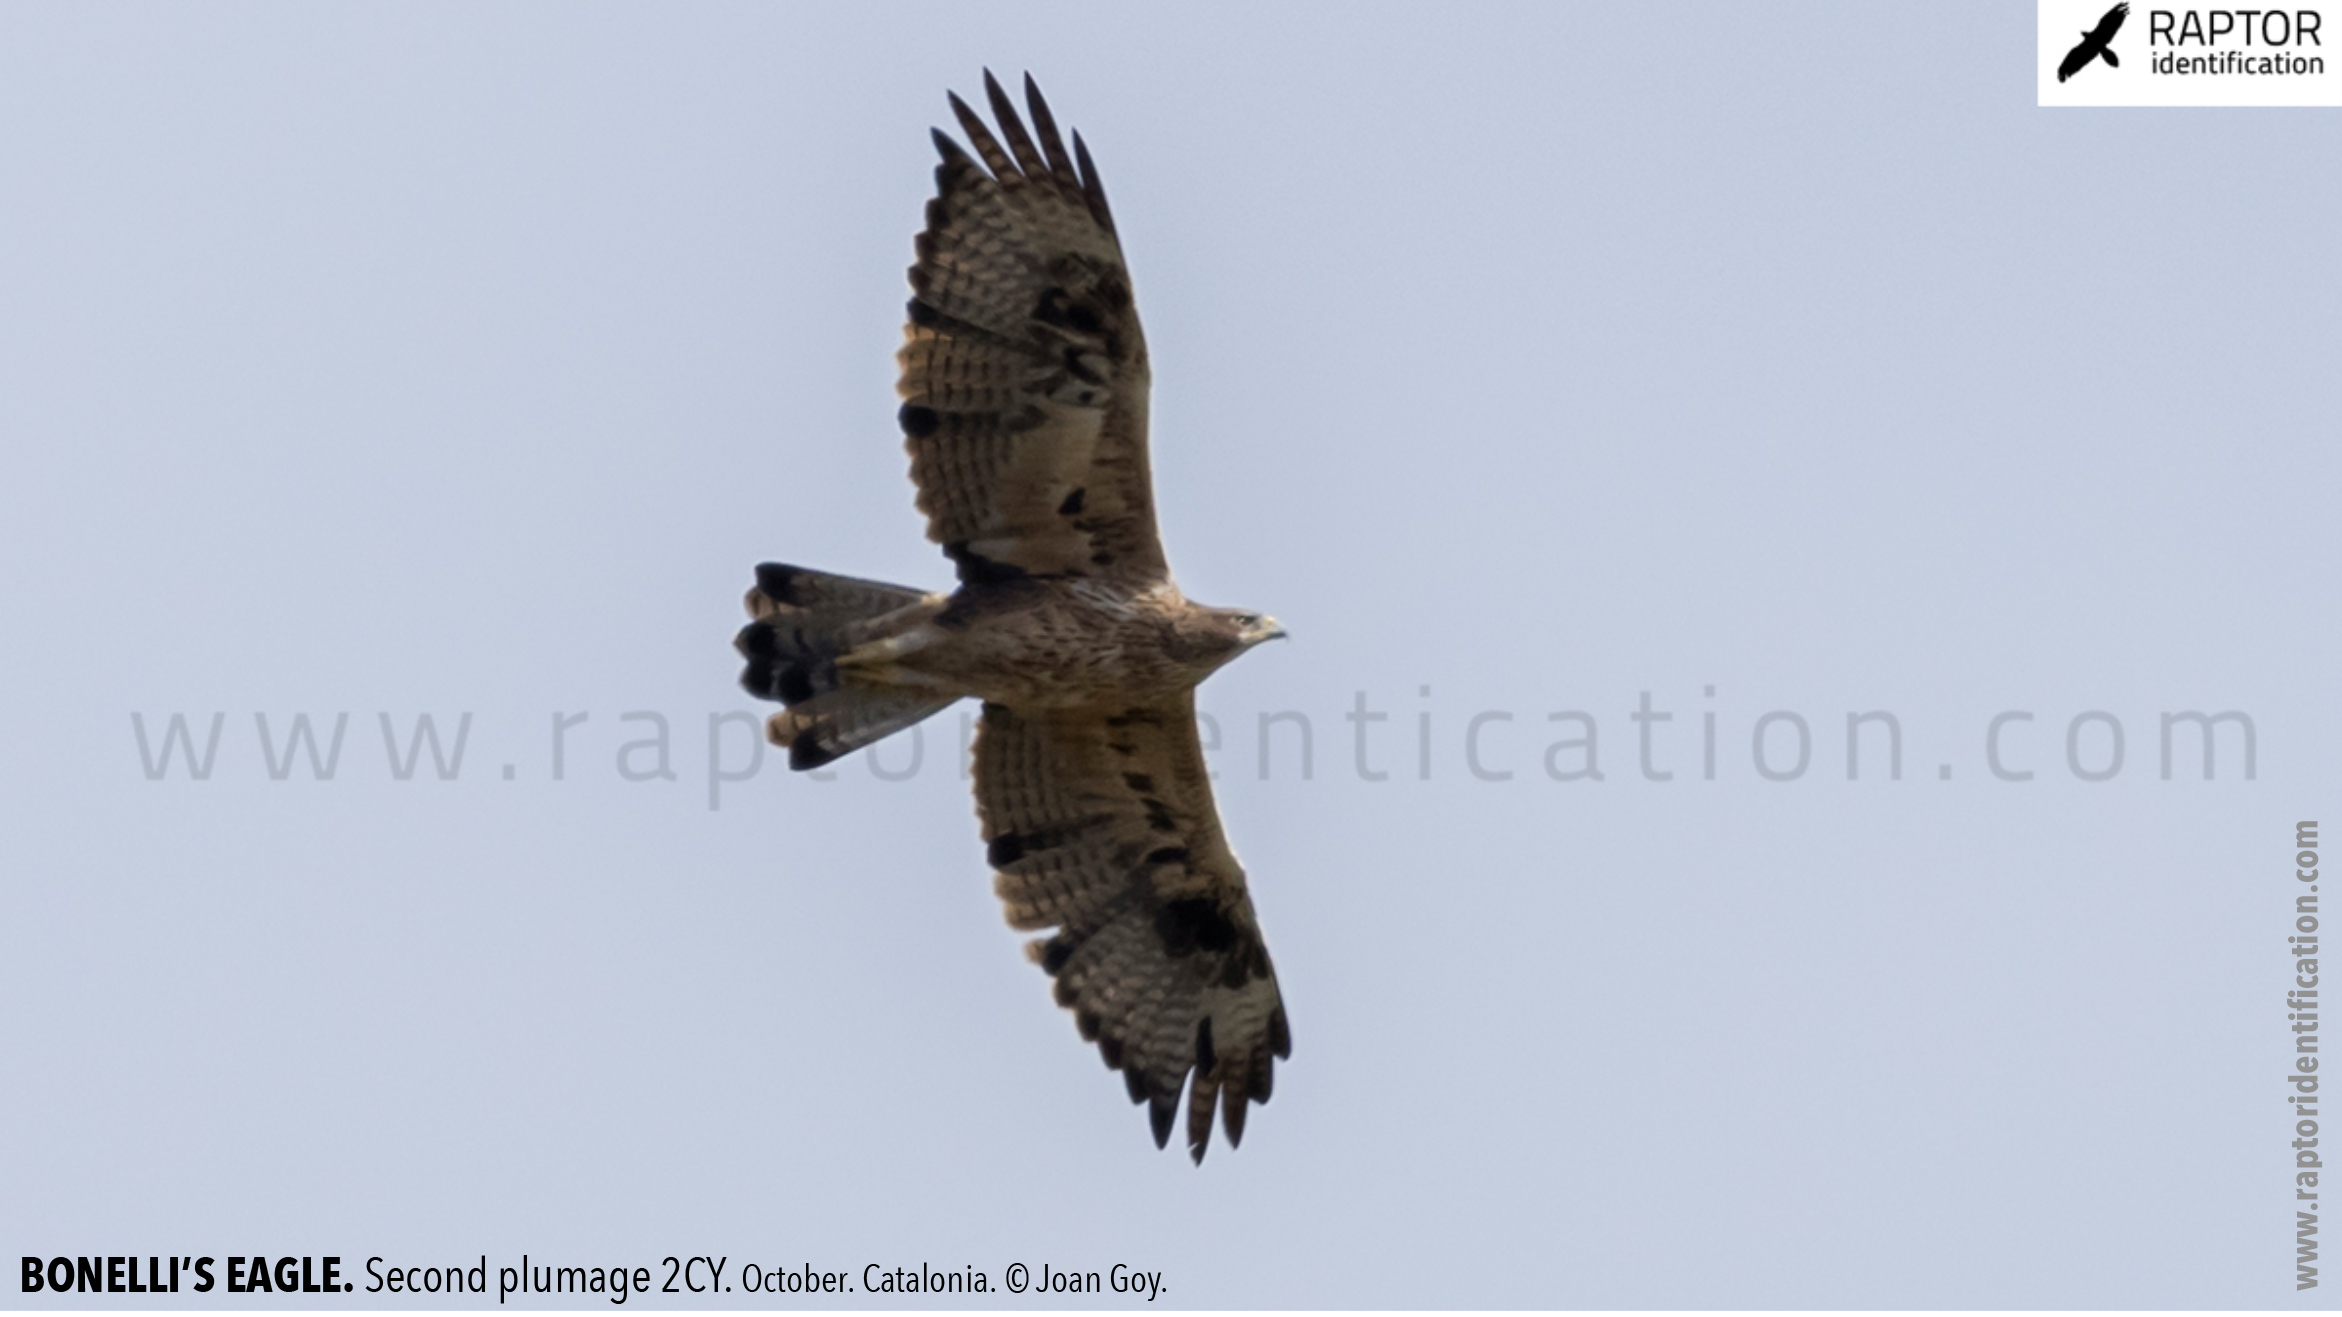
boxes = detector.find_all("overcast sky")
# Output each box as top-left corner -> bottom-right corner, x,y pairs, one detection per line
3,2 -> 2337,1308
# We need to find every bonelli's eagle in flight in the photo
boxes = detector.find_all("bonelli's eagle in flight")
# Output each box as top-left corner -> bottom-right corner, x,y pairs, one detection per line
733,74 -> 1290,1163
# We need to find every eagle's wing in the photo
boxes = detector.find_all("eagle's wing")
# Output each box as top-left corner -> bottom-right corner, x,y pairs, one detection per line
974,695 -> 1289,1163
897,73 -> 1166,588
2093,2 -> 2129,42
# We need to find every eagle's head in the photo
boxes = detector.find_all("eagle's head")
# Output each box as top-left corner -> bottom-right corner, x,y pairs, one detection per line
1173,605 -> 1287,671
1231,610 -> 1288,649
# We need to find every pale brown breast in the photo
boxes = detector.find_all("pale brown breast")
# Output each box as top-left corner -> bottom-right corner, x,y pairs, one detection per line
906,579 -> 1205,707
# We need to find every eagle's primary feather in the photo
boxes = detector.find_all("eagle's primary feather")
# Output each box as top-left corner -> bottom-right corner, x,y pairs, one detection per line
733,72 -> 1289,1163
977,696 -> 1289,1157
900,73 -> 1163,587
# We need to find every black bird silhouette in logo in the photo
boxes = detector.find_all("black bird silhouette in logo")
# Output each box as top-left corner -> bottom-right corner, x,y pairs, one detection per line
2058,2 -> 2129,81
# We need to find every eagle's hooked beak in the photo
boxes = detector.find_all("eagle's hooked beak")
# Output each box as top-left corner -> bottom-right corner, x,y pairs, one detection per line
1242,615 -> 1289,647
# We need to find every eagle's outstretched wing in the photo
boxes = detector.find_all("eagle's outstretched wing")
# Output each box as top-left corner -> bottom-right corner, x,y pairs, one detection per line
897,73 -> 1167,588
974,696 -> 1290,1163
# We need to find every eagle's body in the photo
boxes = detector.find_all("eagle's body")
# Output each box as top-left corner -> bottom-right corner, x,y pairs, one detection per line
756,577 -> 1247,710
733,74 -> 1290,1163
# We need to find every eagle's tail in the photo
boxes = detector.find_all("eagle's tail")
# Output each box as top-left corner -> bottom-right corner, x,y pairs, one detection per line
734,563 -> 957,770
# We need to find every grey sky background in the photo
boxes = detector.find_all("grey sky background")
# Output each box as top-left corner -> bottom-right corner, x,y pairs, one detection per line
3,1 -> 2336,1308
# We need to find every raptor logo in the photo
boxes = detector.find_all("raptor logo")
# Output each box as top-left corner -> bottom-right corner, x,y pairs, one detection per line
2058,2 -> 2130,80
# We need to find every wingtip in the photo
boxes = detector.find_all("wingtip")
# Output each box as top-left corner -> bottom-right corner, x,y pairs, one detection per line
1071,130 -> 1114,232
1020,73 -> 1074,176
1185,1075 -> 1218,1165
982,69 -> 1015,123
1222,1085 -> 1249,1148
1148,1094 -> 1176,1149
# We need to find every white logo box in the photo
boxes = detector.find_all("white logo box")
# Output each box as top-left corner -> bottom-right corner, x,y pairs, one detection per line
2040,0 -> 2342,104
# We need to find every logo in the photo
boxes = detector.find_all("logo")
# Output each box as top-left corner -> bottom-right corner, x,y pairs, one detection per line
2058,2 -> 2130,80
2038,1 -> 2342,104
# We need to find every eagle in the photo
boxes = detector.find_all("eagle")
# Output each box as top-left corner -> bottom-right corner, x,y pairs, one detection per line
2057,2 -> 2128,81
733,73 -> 1290,1164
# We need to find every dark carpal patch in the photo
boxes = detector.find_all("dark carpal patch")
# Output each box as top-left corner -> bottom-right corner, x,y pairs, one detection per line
1154,897 -> 1238,957
1034,287 -> 1104,335
1058,487 -> 1086,516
